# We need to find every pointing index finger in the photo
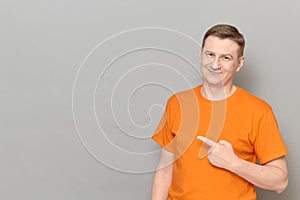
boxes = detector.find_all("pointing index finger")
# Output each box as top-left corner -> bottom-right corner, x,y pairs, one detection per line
197,136 -> 216,147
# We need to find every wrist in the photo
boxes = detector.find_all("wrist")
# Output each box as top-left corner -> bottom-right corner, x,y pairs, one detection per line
226,155 -> 242,173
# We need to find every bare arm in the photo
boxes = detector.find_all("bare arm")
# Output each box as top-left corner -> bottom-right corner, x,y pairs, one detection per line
152,149 -> 174,200
229,156 -> 288,193
207,140 -> 288,193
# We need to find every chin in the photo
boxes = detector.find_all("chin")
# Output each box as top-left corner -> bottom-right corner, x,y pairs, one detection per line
204,77 -> 223,86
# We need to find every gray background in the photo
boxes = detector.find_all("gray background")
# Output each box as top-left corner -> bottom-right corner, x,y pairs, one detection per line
1,0 -> 299,199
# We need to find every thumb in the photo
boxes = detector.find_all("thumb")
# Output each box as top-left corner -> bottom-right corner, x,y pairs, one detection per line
218,140 -> 230,145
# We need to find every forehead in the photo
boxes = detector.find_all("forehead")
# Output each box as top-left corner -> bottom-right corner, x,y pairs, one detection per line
203,36 -> 240,55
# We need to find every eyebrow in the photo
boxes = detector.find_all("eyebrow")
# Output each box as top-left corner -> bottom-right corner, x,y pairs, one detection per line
203,50 -> 233,57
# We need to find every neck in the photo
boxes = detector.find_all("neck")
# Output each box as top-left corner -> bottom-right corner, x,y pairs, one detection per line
201,83 -> 236,101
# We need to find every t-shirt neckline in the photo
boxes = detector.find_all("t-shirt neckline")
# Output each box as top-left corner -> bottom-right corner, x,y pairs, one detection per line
195,84 -> 240,103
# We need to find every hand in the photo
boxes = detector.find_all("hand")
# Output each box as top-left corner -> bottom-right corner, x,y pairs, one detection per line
197,136 -> 239,170
207,140 -> 239,170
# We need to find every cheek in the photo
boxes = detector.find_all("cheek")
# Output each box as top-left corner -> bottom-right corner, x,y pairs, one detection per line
201,56 -> 213,66
224,64 -> 238,73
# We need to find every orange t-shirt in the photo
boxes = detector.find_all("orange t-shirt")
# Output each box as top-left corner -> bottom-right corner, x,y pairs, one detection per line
152,85 -> 288,200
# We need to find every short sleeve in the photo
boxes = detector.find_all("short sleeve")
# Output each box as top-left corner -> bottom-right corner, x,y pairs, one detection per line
254,109 -> 288,164
152,97 -> 177,152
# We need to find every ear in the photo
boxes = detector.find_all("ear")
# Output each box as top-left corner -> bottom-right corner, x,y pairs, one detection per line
236,56 -> 244,72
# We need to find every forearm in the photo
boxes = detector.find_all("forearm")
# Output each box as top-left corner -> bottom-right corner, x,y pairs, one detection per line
228,157 -> 288,193
152,168 -> 172,200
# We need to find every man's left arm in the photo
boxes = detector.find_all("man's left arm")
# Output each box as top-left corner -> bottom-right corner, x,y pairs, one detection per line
207,140 -> 288,193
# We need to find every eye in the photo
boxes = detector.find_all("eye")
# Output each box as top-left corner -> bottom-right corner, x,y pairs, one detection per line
223,55 -> 231,60
206,52 -> 214,57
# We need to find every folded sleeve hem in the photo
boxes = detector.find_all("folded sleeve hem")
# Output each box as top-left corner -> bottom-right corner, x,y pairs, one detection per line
152,135 -> 175,153
259,150 -> 288,165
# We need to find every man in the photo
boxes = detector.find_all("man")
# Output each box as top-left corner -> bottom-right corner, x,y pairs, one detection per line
151,24 -> 288,200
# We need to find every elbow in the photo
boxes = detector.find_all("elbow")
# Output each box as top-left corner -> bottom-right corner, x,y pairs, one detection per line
275,175 -> 288,194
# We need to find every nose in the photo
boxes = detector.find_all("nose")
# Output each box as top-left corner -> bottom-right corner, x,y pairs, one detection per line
211,58 -> 221,70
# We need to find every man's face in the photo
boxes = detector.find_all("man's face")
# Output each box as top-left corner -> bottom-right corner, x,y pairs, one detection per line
200,36 -> 244,87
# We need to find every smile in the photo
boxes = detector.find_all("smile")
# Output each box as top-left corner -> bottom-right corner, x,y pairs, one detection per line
207,69 -> 222,74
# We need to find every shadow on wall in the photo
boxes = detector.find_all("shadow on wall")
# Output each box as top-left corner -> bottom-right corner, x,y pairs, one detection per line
256,187 -> 290,200
234,60 -> 257,92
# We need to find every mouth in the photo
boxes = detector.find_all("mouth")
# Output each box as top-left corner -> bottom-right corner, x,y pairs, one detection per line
207,69 -> 222,74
